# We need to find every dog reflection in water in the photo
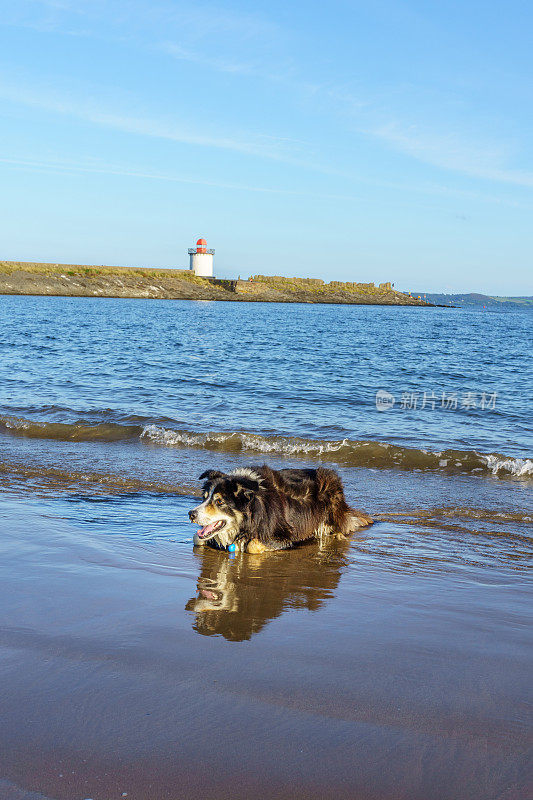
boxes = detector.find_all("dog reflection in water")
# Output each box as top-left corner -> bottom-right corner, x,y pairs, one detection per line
186,539 -> 352,642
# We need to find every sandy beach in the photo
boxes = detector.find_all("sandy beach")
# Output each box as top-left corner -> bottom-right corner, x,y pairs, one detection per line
0,490 -> 531,800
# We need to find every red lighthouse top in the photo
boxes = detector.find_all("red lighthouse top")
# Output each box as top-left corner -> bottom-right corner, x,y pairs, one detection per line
196,238 -> 207,253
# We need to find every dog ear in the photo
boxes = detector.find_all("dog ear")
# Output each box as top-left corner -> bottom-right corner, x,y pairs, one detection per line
199,470 -> 225,481
233,477 -> 260,502
238,486 -> 255,504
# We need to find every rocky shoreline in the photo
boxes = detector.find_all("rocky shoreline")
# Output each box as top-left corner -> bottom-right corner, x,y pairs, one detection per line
0,261 -> 433,306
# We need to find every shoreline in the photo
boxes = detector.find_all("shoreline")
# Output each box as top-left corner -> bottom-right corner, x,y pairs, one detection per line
0,261 -> 434,306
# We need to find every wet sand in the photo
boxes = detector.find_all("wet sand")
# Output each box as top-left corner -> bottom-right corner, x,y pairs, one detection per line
0,494 -> 531,800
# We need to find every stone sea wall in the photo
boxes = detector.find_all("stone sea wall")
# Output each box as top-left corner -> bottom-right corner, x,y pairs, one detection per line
0,262 -> 431,306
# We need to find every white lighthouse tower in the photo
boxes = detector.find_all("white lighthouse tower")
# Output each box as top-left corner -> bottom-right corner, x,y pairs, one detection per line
188,237 -> 214,277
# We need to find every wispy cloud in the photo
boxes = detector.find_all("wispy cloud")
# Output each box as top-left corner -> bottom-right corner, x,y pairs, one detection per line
157,41 -> 254,75
0,79 -> 299,161
157,1 -> 280,41
4,0 -> 281,48
0,154 -> 363,202
3,0 -> 291,79
369,122 -> 533,189
4,152 -> 530,214
3,2 -> 532,193
2,73 -> 531,206
23,0 -> 76,10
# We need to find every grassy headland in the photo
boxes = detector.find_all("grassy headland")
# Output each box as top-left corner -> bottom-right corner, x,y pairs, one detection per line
0,261 -> 432,305
414,291 -> 533,309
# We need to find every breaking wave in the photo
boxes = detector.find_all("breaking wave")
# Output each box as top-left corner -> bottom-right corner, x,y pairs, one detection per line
140,425 -> 533,477
0,415 -> 142,442
1,414 -> 530,479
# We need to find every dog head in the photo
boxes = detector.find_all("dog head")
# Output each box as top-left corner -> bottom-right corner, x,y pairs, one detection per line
188,469 -> 261,548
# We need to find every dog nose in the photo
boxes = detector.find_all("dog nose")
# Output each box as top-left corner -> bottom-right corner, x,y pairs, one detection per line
189,510 -> 197,522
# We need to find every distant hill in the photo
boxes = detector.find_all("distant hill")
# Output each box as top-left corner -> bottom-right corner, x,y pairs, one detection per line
412,292 -> 533,310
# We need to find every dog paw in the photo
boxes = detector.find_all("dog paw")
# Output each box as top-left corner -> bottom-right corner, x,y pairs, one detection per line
246,538 -> 268,554
349,512 -> 373,531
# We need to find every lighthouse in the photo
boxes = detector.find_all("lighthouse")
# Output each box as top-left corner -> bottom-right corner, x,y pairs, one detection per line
188,237 -> 215,277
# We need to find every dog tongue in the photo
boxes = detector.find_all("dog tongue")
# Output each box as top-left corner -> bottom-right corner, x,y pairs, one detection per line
197,521 -> 219,538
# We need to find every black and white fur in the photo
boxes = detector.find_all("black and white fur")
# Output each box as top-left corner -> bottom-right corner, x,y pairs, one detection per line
188,465 -> 372,553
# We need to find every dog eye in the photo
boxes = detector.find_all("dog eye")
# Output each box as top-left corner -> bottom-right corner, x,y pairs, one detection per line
203,492 -> 208,498
214,497 -> 223,506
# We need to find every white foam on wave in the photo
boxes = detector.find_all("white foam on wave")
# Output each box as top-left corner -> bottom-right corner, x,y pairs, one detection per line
140,424 -> 350,456
2,417 -> 32,430
483,455 -> 533,477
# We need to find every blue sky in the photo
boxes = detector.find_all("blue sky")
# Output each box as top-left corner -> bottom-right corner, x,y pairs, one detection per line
1,0 -> 532,294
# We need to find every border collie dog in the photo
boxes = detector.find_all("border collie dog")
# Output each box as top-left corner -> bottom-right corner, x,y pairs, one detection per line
189,465 -> 372,553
